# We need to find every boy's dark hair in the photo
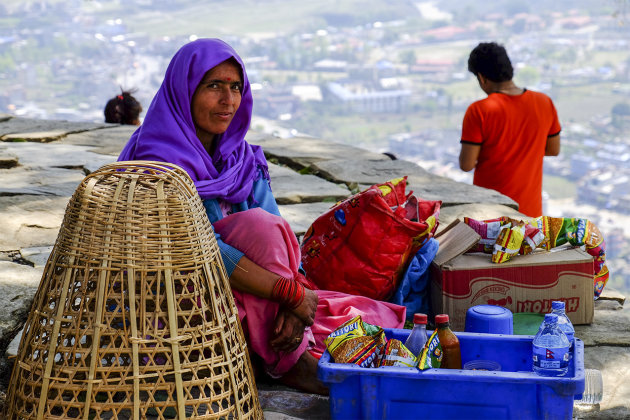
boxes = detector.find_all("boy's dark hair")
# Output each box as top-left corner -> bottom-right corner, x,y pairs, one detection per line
467,42 -> 514,83
104,90 -> 142,125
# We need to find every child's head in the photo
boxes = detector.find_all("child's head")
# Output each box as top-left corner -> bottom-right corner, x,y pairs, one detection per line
104,90 -> 142,125
467,42 -> 514,83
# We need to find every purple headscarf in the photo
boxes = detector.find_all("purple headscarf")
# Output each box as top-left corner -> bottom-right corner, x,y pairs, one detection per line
118,38 -> 268,203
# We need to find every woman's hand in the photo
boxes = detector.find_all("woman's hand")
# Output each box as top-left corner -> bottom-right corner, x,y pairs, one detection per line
270,309 -> 307,353
229,256 -> 318,325
291,288 -> 318,326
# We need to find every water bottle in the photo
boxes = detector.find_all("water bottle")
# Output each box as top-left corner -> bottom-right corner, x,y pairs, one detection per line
404,313 -> 428,357
551,301 -> 575,350
532,313 -> 570,377
574,368 -> 604,408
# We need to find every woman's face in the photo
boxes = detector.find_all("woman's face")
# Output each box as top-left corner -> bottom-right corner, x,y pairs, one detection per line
191,59 -> 243,146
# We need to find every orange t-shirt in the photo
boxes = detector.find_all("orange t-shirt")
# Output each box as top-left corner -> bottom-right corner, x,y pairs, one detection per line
461,89 -> 561,217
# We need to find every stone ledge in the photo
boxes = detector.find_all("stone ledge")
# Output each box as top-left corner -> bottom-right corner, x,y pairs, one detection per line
0,117 -> 109,141
0,115 -> 627,418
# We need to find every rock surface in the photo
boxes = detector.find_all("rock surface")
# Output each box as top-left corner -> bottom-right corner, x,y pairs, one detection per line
0,115 -> 628,419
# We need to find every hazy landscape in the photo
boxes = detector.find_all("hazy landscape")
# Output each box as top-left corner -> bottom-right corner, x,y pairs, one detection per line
1,0 -> 629,294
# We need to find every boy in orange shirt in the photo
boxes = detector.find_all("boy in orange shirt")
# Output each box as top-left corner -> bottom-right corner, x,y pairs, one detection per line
459,42 -> 561,217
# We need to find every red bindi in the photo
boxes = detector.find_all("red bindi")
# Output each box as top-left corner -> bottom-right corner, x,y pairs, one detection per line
226,77 -> 231,81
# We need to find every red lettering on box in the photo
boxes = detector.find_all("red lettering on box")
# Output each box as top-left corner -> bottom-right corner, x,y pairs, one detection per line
517,297 -> 580,314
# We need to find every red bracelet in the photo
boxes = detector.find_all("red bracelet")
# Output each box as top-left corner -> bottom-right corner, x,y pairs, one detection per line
294,272 -> 318,290
271,276 -> 305,309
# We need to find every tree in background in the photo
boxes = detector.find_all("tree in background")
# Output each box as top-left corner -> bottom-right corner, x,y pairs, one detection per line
515,66 -> 540,87
399,50 -> 417,67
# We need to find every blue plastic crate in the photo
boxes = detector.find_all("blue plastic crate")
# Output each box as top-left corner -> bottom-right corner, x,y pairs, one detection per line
318,328 -> 584,420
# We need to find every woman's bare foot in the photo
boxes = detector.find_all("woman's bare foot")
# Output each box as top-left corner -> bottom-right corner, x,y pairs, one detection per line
278,351 -> 328,395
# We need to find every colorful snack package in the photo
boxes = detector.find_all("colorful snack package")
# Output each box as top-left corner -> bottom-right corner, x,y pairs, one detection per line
519,221 -> 547,255
352,328 -> 387,369
500,217 -> 547,255
568,218 -> 609,299
325,316 -> 387,367
464,216 -> 547,257
594,265 -> 609,299
330,334 -> 377,365
379,339 -> 418,368
371,327 -> 388,351
532,216 -> 576,249
532,216 -> 609,298
582,221 -> 607,274
417,329 -> 442,370
362,319 -> 384,336
353,339 -> 383,368
463,216 -> 507,253
325,315 -> 367,356
465,214 -> 609,298
492,222 -> 525,263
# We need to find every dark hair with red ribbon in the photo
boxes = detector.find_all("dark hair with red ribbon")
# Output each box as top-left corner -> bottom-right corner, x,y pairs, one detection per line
104,89 -> 143,125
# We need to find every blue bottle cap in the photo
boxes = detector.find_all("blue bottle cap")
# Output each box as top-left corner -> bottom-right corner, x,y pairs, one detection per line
544,313 -> 558,324
552,301 -> 565,310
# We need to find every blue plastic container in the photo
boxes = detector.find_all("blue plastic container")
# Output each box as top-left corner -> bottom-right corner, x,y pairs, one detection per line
465,304 -> 513,334
318,328 -> 584,420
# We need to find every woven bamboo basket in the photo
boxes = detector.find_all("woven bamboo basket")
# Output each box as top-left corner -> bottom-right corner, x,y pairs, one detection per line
5,161 -> 263,419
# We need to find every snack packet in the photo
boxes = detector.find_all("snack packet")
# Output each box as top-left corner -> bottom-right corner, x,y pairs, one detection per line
533,216 -> 609,298
325,316 -> 386,367
465,215 -> 609,298
379,339 -> 418,368
492,222 -> 525,263
463,216 -> 507,253
417,329 -> 442,370
325,315 -> 366,354
519,220 -> 547,255
354,328 -> 387,369
464,217 -> 546,256
353,334 -> 384,368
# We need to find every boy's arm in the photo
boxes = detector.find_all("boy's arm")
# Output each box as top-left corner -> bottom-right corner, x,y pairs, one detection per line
459,143 -> 481,171
545,134 -> 561,156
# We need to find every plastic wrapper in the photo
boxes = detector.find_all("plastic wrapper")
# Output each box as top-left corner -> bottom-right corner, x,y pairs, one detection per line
464,216 -> 546,256
492,222 -> 525,263
417,330 -> 442,370
463,215 -> 609,298
325,316 -> 386,367
463,216 -> 506,253
379,339 -> 418,367
532,216 -> 609,298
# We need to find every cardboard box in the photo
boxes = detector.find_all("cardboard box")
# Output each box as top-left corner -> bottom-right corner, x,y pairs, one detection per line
430,220 -> 595,331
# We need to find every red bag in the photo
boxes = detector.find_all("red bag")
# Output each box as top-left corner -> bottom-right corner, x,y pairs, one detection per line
300,177 -> 441,301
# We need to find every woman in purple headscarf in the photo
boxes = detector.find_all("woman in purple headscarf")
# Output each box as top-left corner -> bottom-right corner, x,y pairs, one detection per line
119,38 -> 405,394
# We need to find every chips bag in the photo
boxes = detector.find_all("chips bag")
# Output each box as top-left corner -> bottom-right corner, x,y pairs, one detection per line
532,216 -> 609,298
463,216 -> 507,253
417,329 -> 442,370
353,330 -> 387,369
464,215 -> 609,298
492,222 -> 526,263
379,339 -> 418,368
464,216 -> 547,256
325,316 -> 386,367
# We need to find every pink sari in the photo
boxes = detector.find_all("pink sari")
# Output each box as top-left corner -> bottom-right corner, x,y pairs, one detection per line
213,208 -> 406,377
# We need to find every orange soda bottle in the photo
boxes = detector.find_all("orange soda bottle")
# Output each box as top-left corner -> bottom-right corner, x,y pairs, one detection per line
435,314 -> 462,369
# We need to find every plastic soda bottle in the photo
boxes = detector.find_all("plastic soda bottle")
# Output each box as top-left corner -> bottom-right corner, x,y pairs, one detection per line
404,313 -> 428,357
532,313 -> 570,377
435,314 -> 462,369
551,301 -> 575,349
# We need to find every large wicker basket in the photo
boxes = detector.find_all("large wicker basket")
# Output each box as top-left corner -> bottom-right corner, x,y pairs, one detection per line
5,161 -> 263,419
